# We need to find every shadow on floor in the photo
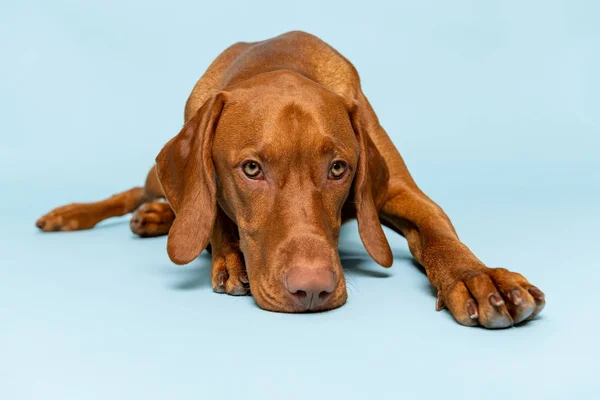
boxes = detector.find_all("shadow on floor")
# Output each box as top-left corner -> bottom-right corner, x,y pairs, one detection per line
164,249 -> 423,292
340,249 -> 437,298
94,219 -> 131,230
339,248 -> 418,279
160,253 -> 212,291
408,258 -> 438,298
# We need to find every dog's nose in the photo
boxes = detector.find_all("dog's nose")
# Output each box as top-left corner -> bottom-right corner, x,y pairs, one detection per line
285,267 -> 336,310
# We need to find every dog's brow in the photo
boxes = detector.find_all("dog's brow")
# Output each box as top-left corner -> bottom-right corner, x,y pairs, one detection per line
236,144 -> 277,165
322,136 -> 354,160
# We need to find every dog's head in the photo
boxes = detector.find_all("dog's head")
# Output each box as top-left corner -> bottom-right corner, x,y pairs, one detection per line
156,71 -> 392,312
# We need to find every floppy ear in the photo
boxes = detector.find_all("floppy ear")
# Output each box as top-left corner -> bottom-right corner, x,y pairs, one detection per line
155,92 -> 228,265
348,104 -> 394,268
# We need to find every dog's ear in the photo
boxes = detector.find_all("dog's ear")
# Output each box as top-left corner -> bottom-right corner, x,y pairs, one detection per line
348,103 -> 393,268
155,92 -> 228,265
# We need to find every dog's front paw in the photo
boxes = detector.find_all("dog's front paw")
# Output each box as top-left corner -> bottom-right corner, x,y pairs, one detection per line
437,267 -> 545,328
211,249 -> 249,296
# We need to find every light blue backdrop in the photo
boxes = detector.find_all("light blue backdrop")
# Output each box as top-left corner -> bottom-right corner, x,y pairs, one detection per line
1,1 -> 598,399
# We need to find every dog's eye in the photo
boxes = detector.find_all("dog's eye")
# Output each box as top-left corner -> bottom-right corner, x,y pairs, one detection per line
242,161 -> 262,178
329,161 -> 347,179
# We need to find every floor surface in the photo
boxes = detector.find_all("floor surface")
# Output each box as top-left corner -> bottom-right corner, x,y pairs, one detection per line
2,1 -> 599,399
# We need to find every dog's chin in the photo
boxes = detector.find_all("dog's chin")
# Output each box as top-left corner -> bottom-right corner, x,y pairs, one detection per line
252,286 -> 348,313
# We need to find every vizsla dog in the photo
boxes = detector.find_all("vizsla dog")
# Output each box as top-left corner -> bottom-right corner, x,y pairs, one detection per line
36,31 -> 545,327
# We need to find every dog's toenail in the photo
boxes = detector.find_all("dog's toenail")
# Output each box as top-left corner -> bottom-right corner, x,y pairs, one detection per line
489,293 -> 505,307
528,286 -> 545,300
36,220 -> 46,229
239,272 -> 249,283
510,289 -> 522,305
435,294 -> 445,311
466,299 -> 478,319
218,272 -> 227,287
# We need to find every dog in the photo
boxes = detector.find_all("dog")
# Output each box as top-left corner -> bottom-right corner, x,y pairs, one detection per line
36,31 -> 545,327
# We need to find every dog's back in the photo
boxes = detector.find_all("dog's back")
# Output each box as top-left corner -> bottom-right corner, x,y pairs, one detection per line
184,31 -> 360,121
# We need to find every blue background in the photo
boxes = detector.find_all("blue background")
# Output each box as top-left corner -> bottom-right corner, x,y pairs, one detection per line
1,1 -> 599,399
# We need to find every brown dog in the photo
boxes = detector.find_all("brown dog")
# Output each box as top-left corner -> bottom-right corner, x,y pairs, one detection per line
36,31 -> 545,327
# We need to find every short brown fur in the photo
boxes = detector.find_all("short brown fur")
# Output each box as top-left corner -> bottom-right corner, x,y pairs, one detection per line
36,31 -> 545,327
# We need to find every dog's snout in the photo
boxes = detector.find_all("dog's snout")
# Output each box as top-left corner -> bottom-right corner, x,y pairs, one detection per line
285,267 -> 336,310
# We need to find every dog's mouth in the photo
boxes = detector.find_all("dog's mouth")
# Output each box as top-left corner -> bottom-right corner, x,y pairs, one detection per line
241,234 -> 348,312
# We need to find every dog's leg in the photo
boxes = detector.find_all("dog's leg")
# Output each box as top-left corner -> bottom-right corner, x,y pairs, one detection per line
36,187 -> 147,232
356,92 -> 545,328
380,189 -> 548,329
36,166 -> 164,232
379,179 -> 546,328
209,207 -> 249,296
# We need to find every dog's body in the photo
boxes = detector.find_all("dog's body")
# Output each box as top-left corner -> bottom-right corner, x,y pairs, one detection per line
36,31 -> 544,327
